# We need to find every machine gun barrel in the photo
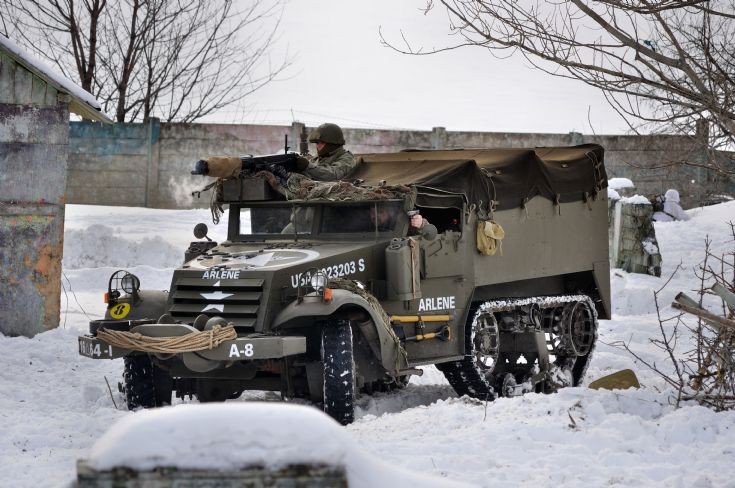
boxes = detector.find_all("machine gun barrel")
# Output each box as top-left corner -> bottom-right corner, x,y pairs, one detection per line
191,153 -> 299,176
240,153 -> 299,173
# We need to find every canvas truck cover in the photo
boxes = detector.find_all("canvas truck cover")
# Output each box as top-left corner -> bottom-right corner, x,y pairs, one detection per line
352,144 -> 607,211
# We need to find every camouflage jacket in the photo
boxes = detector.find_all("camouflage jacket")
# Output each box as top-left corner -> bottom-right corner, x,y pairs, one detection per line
304,147 -> 357,181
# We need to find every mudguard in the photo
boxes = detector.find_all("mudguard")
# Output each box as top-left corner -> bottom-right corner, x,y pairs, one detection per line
271,289 -> 408,374
105,290 -> 169,322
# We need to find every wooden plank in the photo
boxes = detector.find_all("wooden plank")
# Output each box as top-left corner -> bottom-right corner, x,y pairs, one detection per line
13,63 -> 33,104
671,301 -> 735,330
0,53 -> 15,103
45,84 -> 58,106
31,75 -> 48,106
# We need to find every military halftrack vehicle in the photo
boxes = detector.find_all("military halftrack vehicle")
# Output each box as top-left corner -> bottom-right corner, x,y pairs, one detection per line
78,144 -> 610,424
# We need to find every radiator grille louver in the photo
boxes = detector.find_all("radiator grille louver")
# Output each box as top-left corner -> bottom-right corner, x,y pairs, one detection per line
169,277 -> 264,329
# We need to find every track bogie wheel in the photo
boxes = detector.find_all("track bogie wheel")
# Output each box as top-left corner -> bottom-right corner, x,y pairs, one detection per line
437,309 -> 498,401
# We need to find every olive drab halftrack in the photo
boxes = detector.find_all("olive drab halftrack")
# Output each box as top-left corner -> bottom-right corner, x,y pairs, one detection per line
78,144 -> 611,424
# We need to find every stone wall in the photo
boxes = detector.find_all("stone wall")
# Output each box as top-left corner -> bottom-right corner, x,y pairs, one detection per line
67,120 -> 733,209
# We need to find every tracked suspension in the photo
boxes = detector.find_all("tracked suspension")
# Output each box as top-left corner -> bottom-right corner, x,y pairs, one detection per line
438,294 -> 599,400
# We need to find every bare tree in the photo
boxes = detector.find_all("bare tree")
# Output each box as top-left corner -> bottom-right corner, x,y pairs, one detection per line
382,0 -> 735,176
1,0 -> 290,123
614,225 -> 735,411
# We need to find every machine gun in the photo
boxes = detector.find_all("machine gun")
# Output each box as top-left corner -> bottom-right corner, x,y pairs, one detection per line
191,152 -> 300,177
192,132 -> 308,178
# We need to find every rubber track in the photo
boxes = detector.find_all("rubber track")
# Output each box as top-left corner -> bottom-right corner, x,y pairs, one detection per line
436,357 -> 497,401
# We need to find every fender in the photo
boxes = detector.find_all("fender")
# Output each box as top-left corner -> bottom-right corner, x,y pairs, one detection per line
105,290 -> 169,322
271,289 -> 408,374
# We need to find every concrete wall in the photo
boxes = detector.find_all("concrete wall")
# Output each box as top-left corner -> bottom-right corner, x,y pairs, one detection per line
68,120 -> 733,210
0,52 -> 68,337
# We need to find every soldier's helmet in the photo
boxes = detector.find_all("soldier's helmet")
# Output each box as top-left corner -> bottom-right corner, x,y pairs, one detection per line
308,123 -> 345,145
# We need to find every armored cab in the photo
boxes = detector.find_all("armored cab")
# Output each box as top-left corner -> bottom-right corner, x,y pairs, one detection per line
78,144 -> 610,424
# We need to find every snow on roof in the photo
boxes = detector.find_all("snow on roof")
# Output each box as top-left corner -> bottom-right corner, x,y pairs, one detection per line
85,403 -> 462,488
0,34 -> 112,123
608,177 -> 635,190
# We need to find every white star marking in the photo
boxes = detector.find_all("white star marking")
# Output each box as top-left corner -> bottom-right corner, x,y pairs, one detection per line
199,291 -> 234,300
202,304 -> 224,313
213,281 -> 221,287
244,252 -> 276,267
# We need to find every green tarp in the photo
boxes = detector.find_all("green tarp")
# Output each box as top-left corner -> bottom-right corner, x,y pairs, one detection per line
352,144 -> 607,211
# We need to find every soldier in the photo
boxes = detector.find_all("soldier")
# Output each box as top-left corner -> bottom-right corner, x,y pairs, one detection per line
368,206 -> 436,239
296,123 -> 357,181
652,188 -> 690,222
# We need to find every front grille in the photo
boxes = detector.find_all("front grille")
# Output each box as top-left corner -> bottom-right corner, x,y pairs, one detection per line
169,277 -> 264,330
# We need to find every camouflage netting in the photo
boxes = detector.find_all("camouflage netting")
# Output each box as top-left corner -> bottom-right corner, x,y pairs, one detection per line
198,172 -> 419,224
281,173 -> 417,210
327,277 -> 408,371
198,178 -> 225,225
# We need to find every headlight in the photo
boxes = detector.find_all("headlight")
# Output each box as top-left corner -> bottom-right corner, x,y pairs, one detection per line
121,273 -> 140,294
310,272 -> 328,291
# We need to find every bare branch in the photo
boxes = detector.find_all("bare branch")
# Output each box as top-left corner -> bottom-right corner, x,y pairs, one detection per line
0,0 -> 291,123
386,0 -> 735,177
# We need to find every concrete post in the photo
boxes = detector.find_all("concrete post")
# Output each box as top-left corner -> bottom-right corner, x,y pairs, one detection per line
568,131 -> 584,145
0,100 -> 69,337
144,117 -> 161,207
291,121 -> 307,154
431,126 -> 447,150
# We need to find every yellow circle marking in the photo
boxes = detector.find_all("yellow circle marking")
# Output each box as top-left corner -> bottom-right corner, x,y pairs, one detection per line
110,303 -> 131,319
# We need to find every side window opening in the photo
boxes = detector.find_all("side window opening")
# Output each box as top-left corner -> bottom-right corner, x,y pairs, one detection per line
416,207 -> 462,234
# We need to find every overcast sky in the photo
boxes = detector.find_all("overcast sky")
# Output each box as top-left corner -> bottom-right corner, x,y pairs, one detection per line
201,0 -> 630,135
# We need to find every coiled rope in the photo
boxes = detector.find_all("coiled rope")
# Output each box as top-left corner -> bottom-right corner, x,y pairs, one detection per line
96,324 -> 236,353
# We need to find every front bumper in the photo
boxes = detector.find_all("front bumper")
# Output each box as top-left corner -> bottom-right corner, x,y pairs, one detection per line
78,323 -> 306,361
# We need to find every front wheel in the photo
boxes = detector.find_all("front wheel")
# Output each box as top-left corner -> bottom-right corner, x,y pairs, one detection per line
122,355 -> 172,410
321,321 -> 356,425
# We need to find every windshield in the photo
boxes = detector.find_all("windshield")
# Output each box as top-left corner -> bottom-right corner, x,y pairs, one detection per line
320,202 -> 403,233
239,206 -> 311,236
235,201 -> 404,239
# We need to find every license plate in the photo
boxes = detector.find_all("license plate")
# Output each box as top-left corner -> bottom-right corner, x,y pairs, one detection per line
78,337 -> 113,359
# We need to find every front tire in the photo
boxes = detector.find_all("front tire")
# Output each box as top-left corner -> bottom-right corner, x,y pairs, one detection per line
123,355 -> 172,410
321,321 -> 356,425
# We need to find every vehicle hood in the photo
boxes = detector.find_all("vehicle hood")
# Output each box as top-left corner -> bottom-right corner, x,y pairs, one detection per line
184,242 -> 377,274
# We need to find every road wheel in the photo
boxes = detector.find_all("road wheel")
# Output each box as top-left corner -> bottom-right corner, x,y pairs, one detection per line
123,355 -> 172,410
321,321 -> 356,425
436,310 -> 498,401
555,298 -> 598,386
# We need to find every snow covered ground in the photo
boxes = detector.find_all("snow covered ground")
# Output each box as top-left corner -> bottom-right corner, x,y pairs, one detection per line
1,201 -> 735,487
